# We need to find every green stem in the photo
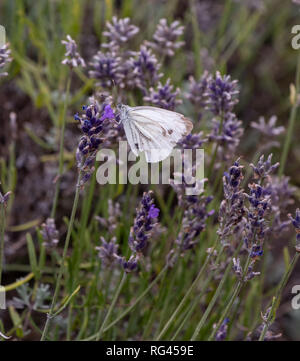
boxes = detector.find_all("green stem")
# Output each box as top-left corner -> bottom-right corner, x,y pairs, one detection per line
190,0 -> 202,78
171,245 -> 225,340
51,75 -> 72,219
155,251 -> 213,341
208,252 -> 252,341
259,252 -> 300,341
0,205 -> 6,285
190,244 -> 241,340
279,53 -> 300,176
207,111 -> 225,180
40,171 -> 82,341
83,265 -> 169,341
96,272 -> 127,341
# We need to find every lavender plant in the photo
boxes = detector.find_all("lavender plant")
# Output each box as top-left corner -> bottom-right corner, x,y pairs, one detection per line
0,2 -> 299,343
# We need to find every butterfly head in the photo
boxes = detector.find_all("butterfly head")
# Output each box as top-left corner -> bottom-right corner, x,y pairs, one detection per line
116,103 -> 130,123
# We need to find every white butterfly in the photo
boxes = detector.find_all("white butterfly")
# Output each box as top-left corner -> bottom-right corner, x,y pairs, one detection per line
117,104 -> 193,163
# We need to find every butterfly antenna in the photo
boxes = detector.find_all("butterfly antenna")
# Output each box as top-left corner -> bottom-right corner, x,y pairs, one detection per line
111,79 -> 118,108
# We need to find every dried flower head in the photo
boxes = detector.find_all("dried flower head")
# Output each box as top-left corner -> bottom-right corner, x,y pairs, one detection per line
61,35 -> 86,69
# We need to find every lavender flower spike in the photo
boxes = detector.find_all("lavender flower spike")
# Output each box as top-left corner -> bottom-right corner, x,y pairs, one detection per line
250,154 -> 279,180
61,35 -> 85,69
102,16 -> 139,49
114,254 -> 139,273
206,71 -> 239,116
0,189 -> 12,206
41,218 -> 59,248
185,71 -> 211,120
143,78 -> 182,110
75,98 -> 116,185
251,115 -> 285,137
95,236 -> 119,268
131,45 -> 162,93
288,209 -> 300,252
215,318 -> 229,341
0,43 -> 12,77
89,51 -> 124,89
218,159 -> 245,245
147,18 -> 185,57
128,191 -> 160,253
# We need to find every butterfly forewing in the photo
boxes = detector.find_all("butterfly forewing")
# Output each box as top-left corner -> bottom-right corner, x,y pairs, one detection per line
122,105 -> 193,163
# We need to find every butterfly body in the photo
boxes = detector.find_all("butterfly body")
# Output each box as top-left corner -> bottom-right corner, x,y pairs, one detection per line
117,104 -> 193,163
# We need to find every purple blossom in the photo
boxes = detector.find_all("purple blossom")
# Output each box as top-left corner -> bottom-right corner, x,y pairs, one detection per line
0,43 -> 12,77
250,154 -> 279,180
233,257 -> 260,281
131,45 -> 162,93
95,236 -> 119,268
250,244 -> 263,258
263,176 -> 295,236
149,204 -> 160,219
251,115 -> 285,138
243,182 -> 271,255
143,78 -> 182,110
147,18 -> 185,57
95,199 -> 121,235
209,111 -> 243,149
174,193 -> 214,253
0,190 -> 12,205
89,51 -> 124,88
185,72 -> 211,120
218,159 -> 245,245
179,131 -> 206,150
114,254 -> 139,273
215,318 -> 229,341
61,35 -> 86,68
75,98 -> 116,185
101,104 -> 115,121
128,191 -> 160,253
41,218 -> 59,248
206,71 -> 239,117
288,209 -> 300,250
102,16 -> 139,50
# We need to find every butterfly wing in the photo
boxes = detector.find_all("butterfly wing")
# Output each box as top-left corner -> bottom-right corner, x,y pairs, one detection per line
124,106 -> 193,163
